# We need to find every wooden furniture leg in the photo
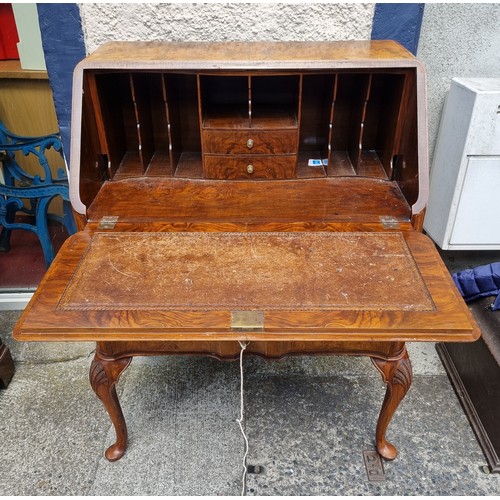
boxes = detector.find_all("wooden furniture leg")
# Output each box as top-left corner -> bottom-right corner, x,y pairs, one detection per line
372,347 -> 413,460
89,350 -> 132,461
0,337 -> 15,389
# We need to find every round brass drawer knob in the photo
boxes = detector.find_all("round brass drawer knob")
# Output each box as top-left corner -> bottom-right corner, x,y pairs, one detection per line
246,164 -> 254,174
246,139 -> 254,149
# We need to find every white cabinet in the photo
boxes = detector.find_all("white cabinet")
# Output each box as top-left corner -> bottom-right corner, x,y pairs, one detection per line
424,78 -> 500,249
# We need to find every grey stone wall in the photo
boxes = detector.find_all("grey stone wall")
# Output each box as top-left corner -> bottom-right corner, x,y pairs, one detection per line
79,3 -> 374,54
417,4 -> 500,160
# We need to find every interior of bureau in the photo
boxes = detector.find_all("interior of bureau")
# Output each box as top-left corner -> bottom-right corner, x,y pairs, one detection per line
80,68 -> 419,205
200,74 -> 301,129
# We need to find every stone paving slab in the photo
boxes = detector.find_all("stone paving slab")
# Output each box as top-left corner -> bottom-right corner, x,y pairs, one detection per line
243,369 -> 496,495
0,358 -> 106,495
1,310 -> 499,495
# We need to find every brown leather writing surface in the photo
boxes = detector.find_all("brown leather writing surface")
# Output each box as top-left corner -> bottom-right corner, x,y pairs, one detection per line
14,228 -> 478,342
59,232 -> 434,312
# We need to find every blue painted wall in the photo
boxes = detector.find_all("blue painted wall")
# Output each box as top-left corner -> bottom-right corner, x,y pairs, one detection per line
37,4 -> 86,165
37,4 -> 425,165
371,4 -> 425,55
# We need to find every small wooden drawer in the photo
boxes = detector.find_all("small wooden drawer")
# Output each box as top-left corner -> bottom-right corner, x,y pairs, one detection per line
204,155 -> 296,179
203,130 -> 298,155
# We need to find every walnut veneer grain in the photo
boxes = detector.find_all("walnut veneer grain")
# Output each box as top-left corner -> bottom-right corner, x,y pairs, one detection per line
13,41 -> 479,465
86,177 -> 412,224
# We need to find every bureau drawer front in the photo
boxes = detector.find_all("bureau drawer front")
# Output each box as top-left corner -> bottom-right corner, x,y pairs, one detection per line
203,130 -> 298,155
204,155 -> 296,179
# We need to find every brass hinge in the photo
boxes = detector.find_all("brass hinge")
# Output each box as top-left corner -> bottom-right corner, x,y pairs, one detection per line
97,215 -> 119,230
231,311 -> 265,332
380,216 -> 400,230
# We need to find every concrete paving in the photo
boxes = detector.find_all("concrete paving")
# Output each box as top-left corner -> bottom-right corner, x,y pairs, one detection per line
1,307 -> 499,495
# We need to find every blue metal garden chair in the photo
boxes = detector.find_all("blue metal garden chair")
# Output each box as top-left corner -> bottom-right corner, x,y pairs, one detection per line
0,121 -> 76,268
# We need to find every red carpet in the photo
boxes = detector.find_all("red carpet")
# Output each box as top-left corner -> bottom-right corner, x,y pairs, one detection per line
0,223 -> 69,289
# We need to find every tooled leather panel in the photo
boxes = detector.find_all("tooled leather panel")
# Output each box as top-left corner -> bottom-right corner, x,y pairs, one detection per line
58,232 -> 435,312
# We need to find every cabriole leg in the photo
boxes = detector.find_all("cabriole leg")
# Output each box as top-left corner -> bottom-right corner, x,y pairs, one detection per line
89,351 -> 132,461
372,347 -> 413,460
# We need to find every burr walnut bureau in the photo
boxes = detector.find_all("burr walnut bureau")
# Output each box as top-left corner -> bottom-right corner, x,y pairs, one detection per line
14,41 -> 479,464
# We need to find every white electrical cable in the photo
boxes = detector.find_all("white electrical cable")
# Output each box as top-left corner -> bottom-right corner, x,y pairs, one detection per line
237,341 -> 249,496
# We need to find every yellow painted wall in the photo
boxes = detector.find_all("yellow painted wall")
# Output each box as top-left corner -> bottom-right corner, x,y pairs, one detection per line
0,63 -> 63,215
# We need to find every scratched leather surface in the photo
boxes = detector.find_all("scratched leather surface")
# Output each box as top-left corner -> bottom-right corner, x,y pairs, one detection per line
58,232 -> 434,311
